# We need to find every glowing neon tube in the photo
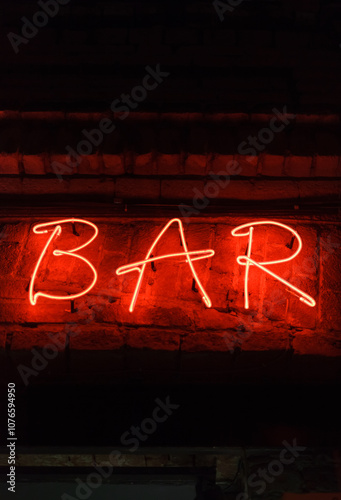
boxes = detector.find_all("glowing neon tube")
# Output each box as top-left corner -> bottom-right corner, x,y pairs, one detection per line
231,221 -> 316,309
29,219 -> 98,305
116,218 -> 215,312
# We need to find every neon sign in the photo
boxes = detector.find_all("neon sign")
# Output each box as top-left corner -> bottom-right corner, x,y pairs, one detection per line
27,217 -> 318,312
231,221 -> 316,309
115,218 -> 215,312
29,219 -> 98,305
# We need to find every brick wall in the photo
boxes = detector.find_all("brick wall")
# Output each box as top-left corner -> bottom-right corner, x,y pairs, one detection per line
1,216 -> 341,385
0,112 -> 341,204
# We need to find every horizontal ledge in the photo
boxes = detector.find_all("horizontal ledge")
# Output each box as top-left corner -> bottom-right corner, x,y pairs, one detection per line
0,200 -> 340,220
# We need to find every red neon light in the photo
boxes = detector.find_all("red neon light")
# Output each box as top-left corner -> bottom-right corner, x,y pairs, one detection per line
29,219 -> 98,305
116,218 -> 214,312
231,221 -> 316,309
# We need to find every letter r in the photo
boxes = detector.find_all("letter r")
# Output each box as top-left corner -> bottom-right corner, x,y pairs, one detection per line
231,221 -> 316,310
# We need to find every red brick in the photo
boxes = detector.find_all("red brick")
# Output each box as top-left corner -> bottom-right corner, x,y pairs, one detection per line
184,154 -> 207,176
259,154 -> 284,176
284,156 -> 312,177
22,178 -> 68,195
77,155 -> 101,175
286,279 -> 318,329
237,328 -> 289,353
0,277 -> 28,299
22,154 -> 46,175
181,330 -> 238,352
233,155 -> 258,176
0,153 -> 19,175
20,111 -> 64,121
114,303 -> 195,329
103,154 -> 125,175
69,326 -> 124,350
126,113 -> 158,123
0,299 -> 76,325
68,178 -> 115,195
116,178 -> 160,199
295,114 -> 339,125
157,154 -> 182,175
126,329 -> 180,351
3,222 -> 29,242
320,290 -> 341,331
65,113 -> 92,122
0,178 -> 22,194
215,180 -> 299,200
0,243 -> 22,279
320,229 -> 341,291
222,113 -> 250,123
134,153 -> 156,176
298,180 -> 341,198
193,307 -> 241,332
11,328 -> 67,351
0,331 -> 6,351
291,225 -> 319,277
210,154 -> 235,175
48,154 -> 77,175
161,180 -> 204,200
293,330 -> 341,357
315,156 -> 339,177
0,111 -> 20,121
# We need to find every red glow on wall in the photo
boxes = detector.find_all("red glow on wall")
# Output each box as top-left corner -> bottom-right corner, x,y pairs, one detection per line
115,218 -> 215,312
29,219 -> 98,305
231,221 -> 316,309
26,217 -> 317,316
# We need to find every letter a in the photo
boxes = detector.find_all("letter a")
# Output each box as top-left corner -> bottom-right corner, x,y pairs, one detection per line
29,219 -> 98,305
231,221 -> 316,310
116,218 -> 214,312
